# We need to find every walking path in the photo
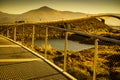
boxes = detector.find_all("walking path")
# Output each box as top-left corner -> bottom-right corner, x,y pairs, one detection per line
0,35 -> 76,80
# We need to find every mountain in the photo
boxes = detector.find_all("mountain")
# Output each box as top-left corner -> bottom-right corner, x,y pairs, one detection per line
0,6 -> 87,24
0,11 -> 18,23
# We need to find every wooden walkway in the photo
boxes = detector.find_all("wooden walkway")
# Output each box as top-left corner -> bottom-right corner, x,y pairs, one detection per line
0,35 -> 76,80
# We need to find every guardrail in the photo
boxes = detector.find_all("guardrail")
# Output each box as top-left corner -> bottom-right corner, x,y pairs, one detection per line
0,23 -> 120,80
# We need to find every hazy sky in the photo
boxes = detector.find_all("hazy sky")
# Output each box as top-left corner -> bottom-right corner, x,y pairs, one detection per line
0,0 -> 120,14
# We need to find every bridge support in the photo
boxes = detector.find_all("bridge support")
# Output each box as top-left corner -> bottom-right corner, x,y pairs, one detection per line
14,27 -> 16,41
7,27 -> 9,38
93,39 -> 99,80
22,25 -> 24,42
32,25 -> 35,49
45,27 -> 48,58
64,31 -> 68,72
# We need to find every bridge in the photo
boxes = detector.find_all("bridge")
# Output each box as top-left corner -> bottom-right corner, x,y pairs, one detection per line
88,14 -> 120,24
91,14 -> 120,19
0,17 -> 120,80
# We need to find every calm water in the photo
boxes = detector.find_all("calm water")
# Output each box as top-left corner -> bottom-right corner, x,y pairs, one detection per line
28,39 -> 93,52
112,26 -> 120,30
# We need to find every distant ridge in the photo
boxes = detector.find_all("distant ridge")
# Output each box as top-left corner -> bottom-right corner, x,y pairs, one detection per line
0,6 -> 119,24
37,6 -> 56,11
0,6 -> 87,24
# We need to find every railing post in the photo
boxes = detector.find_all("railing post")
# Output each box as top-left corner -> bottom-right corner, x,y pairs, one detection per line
93,39 -> 99,80
5,27 -> 7,37
32,25 -> 35,49
1,32 -> 3,36
7,27 -> 9,38
14,26 -> 16,41
22,25 -> 24,42
64,31 -> 68,72
45,27 -> 48,58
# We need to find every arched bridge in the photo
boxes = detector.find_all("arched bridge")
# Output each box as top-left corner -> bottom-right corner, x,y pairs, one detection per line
91,14 -> 120,19
88,14 -> 120,24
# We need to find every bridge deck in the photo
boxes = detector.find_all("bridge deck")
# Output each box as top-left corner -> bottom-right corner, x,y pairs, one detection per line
0,36 -> 73,80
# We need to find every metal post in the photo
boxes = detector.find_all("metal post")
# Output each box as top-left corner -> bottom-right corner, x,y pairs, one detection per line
22,25 -> 24,42
14,27 -> 16,41
93,39 -> 99,80
0,26 -> 3,35
7,27 -> 9,38
5,27 -> 7,37
64,31 -> 68,72
32,25 -> 35,49
45,27 -> 48,58
1,32 -> 3,36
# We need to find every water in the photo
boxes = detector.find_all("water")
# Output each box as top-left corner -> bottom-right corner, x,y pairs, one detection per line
28,39 -> 94,52
111,26 -> 120,30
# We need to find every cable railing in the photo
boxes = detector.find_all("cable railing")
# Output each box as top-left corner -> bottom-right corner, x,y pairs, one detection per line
0,23 -> 120,80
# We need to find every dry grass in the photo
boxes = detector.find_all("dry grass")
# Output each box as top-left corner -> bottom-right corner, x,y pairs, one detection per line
36,45 -> 120,80
1,17 -> 120,80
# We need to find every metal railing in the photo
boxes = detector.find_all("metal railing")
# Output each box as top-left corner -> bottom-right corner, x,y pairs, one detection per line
0,23 -> 120,80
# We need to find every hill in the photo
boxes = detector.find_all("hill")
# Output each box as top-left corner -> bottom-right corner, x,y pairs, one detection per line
2,17 -> 119,42
0,11 -> 18,23
0,6 -> 87,24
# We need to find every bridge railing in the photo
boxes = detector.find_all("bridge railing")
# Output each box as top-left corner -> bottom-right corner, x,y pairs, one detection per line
0,23 -> 120,80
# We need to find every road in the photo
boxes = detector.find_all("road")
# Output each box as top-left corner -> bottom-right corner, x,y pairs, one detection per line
0,35 -> 75,80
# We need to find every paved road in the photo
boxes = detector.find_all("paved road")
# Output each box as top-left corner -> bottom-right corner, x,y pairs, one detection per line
0,36 -> 74,80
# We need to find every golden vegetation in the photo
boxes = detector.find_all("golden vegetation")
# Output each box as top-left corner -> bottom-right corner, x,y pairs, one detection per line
33,45 -> 120,80
1,17 -> 120,80
1,17 -> 120,42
